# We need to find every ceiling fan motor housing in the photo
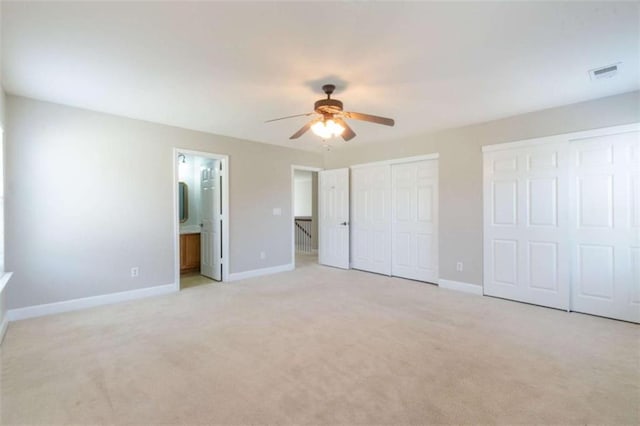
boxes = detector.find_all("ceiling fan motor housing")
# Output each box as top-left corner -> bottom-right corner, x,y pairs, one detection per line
322,84 -> 336,95
314,98 -> 343,115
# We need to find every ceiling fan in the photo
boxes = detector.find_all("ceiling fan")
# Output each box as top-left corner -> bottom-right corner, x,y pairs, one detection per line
265,84 -> 395,141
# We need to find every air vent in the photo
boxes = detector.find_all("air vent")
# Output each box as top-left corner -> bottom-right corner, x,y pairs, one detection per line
589,63 -> 621,80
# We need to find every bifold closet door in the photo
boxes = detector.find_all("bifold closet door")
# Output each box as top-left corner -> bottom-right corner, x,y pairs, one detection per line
569,131 -> 640,323
351,165 -> 392,275
483,144 -> 570,310
391,160 -> 439,283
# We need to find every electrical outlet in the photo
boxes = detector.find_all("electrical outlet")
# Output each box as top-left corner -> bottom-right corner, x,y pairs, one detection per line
130,267 -> 139,278
260,251 -> 266,260
456,262 -> 463,272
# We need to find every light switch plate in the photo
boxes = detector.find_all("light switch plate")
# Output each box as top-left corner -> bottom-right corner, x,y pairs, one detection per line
272,208 -> 282,216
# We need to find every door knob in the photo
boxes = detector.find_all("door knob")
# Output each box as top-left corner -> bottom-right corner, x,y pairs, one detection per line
340,222 -> 349,226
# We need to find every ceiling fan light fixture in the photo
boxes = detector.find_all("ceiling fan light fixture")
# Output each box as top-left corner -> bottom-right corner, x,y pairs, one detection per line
266,83 -> 394,141
311,118 -> 345,139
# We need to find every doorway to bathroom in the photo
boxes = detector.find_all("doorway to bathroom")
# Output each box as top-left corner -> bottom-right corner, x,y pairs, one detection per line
174,149 -> 229,290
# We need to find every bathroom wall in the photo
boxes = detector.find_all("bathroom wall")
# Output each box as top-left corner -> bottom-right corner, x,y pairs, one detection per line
178,153 -> 202,233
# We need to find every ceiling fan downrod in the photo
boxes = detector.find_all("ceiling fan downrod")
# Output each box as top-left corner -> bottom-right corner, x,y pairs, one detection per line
322,84 -> 336,99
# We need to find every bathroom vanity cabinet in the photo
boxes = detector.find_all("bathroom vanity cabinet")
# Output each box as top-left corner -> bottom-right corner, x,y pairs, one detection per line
180,232 -> 200,273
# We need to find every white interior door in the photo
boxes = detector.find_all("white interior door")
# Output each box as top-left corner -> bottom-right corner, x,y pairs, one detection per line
569,131 -> 640,323
391,160 -> 439,283
483,144 -> 570,310
201,160 -> 222,280
319,168 -> 350,269
351,165 -> 392,275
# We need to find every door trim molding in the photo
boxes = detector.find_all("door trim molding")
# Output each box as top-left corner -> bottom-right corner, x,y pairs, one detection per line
438,279 -> 483,295
0,272 -> 12,294
173,148 -> 230,289
0,315 -> 8,344
0,273 -> 13,345
291,165 -> 323,266
350,153 -> 440,169
7,283 -> 176,321
482,123 -> 640,153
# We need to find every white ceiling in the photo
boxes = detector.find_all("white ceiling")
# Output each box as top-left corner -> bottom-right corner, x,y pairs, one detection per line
2,1 -> 638,151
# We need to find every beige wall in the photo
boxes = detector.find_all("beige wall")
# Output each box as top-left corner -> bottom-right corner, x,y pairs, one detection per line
0,89 -> 4,128
5,96 -> 322,309
325,90 -> 640,286
0,0 -> 7,336
0,87 -> 6,336
4,90 -> 639,311
0,0 -> 6,328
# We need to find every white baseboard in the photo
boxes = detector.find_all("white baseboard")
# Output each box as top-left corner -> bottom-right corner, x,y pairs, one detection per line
7,283 -> 177,322
0,272 -> 13,345
228,263 -> 294,282
438,279 -> 483,295
0,315 -> 8,344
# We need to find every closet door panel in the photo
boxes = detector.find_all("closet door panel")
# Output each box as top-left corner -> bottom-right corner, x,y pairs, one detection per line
391,160 -> 439,283
350,165 -> 391,275
483,144 -> 570,309
570,130 -> 640,323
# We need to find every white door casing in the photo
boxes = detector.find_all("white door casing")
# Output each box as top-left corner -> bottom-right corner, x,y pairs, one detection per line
483,143 -> 570,310
351,165 -> 392,275
391,160 -> 439,283
200,160 -> 222,280
319,168 -> 350,269
569,131 -> 640,323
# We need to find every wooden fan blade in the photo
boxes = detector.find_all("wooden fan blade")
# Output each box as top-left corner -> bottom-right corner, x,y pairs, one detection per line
344,111 -> 395,126
334,117 -> 356,141
289,119 -> 318,139
265,112 -> 314,123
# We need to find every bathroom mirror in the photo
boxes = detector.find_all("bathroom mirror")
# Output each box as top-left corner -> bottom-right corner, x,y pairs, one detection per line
179,182 -> 188,223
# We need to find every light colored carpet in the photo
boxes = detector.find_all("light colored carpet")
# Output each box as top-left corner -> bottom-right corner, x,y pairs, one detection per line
1,256 -> 639,424
180,271 -> 216,290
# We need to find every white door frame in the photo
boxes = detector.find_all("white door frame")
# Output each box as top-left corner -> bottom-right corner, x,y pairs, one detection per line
291,165 -> 323,266
173,148 -> 230,289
